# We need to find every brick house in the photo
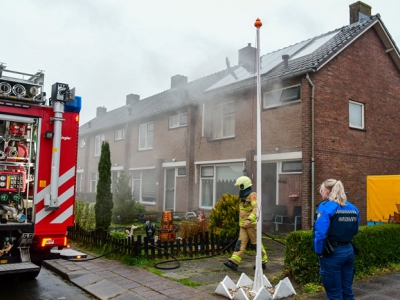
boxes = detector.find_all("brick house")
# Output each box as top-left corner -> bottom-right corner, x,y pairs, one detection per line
77,2 -> 400,230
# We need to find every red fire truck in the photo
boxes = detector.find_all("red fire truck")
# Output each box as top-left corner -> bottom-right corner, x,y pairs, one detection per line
0,64 -> 81,278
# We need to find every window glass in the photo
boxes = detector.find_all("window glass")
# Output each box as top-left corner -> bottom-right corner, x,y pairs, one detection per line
201,179 -> 214,207
263,86 -> 300,108
139,122 -> 153,150
264,89 -> 281,107
139,124 -> 146,149
180,114 -> 188,126
131,169 -> 156,203
142,169 -> 156,202
282,161 -> 302,173
115,129 -> 125,140
210,102 -> 235,139
281,86 -> 300,102
111,171 -> 120,191
90,172 -> 98,192
349,101 -> 364,129
94,134 -> 104,156
76,173 -> 83,192
215,165 -> 243,201
169,115 -> 179,128
177,167 -> 186,176
201,166 -> 214,177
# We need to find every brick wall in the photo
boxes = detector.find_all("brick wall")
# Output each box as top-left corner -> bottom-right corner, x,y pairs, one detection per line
311,28 -> 400,226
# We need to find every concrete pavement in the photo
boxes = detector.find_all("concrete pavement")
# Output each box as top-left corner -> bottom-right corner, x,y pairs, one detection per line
43,239 -> 400,300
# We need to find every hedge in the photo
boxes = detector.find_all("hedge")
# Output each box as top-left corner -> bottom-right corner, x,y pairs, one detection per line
282,224 -> 400,285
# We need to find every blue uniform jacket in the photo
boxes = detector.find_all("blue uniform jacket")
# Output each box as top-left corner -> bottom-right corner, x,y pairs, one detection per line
313,199 -> 359,255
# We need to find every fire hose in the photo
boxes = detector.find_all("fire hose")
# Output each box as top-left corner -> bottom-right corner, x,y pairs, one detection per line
67,231 -> 285,270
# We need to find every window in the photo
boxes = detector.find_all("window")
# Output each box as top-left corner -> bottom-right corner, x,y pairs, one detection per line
139,122 -> 154,150
177,167 -> 186,176
200,163 -> 243,208
263,85 -> 301,108
76,172 -> 83,192
90,172 -> 98,193
115,129 -> 125,141
94,134 -> 105,157
349,101 -> 364,129
111,171 -> 121,192
169,113 -> 188,129
131,169 -> 156,203
210,101 -> 235,139
281,161 -> 302,173
79,139 -> 86,148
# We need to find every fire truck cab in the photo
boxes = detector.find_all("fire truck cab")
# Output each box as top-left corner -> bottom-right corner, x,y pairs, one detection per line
0,64 -> 81,278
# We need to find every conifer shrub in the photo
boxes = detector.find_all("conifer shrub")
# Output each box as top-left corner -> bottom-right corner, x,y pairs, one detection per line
209,193 -> 240,238
95,141 -> 113,230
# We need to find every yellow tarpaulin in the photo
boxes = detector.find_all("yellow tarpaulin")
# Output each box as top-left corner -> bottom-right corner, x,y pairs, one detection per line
367,175 -> 400,223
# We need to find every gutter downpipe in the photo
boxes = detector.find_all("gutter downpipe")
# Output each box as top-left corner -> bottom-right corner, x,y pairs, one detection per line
306,73 -> 315,229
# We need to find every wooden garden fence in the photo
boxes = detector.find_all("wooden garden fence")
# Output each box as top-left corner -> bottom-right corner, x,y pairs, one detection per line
67,224 -> 236,260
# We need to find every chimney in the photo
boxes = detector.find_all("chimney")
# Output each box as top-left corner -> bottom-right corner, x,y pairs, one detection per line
96,106 -> 107,117
238,43 -> 256,71
126,93 -> 140,105
282,54 -> 289,69
171,75 -> 188,89
349,1 -> 372,24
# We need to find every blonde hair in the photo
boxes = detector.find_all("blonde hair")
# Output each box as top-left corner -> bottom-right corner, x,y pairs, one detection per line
319,179 -> 347,206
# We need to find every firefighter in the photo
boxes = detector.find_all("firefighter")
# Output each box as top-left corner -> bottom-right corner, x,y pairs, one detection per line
223,176 -> 268,271
313,179 -> 360,300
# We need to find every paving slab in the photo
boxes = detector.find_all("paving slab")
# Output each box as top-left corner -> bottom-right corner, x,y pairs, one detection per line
84,279 -> 128,300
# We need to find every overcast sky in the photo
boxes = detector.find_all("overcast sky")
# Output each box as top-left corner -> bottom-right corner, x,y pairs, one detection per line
3,0 -> 400,124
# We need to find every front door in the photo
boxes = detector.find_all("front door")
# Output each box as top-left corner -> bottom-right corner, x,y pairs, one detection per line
278,173 -> 302,213
262,162 -> 277,221
165,168 -> 175,210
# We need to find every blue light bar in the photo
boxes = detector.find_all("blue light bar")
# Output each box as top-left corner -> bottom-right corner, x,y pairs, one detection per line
65,95 -> 82,113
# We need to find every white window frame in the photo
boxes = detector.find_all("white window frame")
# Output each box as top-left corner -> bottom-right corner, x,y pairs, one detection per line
263,85 -> 301,109
115,129 -> 125,141
130,168 -> 156,204
349,100 -> 364,129
89,172 -> 98,193
138,122 -> 154,150
76,171 -> 83,192
94,134 -> 105,157
209,101 -> 235,140
199,163 -> 243,208
79,138 -> 86,148
169,113 -> 188,129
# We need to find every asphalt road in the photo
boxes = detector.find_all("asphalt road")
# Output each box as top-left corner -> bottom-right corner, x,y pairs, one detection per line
0,266 -> 94,300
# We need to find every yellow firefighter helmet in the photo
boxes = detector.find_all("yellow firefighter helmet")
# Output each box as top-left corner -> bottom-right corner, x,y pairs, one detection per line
234,176 -> 252,190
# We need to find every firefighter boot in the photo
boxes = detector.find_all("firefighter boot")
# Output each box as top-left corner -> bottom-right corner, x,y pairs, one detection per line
224,260 -> 238,271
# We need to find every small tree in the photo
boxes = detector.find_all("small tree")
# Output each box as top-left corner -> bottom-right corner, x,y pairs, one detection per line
94,141 -> 113,230
112,171 -> 135,224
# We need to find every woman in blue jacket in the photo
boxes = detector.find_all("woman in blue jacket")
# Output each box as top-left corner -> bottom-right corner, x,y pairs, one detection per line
313,179 -> 360,300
